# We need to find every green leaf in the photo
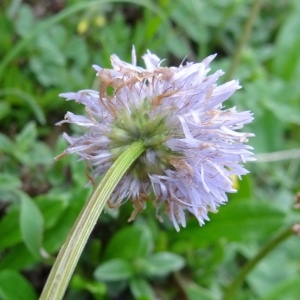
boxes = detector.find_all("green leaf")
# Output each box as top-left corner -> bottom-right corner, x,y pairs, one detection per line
252,110 -> 285,153
19,193 -> 44,258
0,207 -> 21,250
0,243 -> 40,271
0,194 -> 67,251
265,100 -> 300,125
166,30 -> 190,58
15,122 -> 37,150
42,188 -> 89,252
129,278 -> 156,300
20,142 -> 53,166
262,276 -> 300,300
0,173 -> 22,191
47,25 -> 67,48
104,225 -> 153,260
0,101 -> 10,120
14,4 -> 35,37
184,283 -> 218,300
36,194 -> 68,229
143,252 -> 185,277
171,3 -> 206,44
247,237 -> 300,297
0,88 -> 46,125
0,133 -> 14,153
230,175 -> 253,201
176,199 -> 287,247
35,33 -> 66,66
0,269 -> 37,300
65,37 -> 89,68
71,274 -> 106,296
94,259 -> 134,281
272,8 -> 300,80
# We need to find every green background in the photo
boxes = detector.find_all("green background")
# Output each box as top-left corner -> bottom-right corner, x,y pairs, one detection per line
0,0 -> 299,299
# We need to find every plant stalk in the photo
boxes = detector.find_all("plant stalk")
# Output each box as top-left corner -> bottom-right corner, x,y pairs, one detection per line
224,0 -> 263,81
222,225 -> 294,300
40,141 -> 145,300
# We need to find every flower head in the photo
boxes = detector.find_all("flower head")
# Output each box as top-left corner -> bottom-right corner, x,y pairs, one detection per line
57,47 -> 254,231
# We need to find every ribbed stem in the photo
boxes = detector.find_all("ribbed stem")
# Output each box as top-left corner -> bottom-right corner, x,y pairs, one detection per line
40,141 -> 145,300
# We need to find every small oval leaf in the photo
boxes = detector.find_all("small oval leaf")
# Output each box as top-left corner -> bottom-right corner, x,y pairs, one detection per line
129,278 -> 156,300
19,193 -> 44,258
104,225 -> 153,260
94,259 -> 133,282
0,269 -> 37,300
144,252 -> 185,277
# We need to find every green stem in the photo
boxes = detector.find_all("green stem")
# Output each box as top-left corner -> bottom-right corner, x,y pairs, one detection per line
222,226 -> 295,300
223,0 -> 262,81
40,141 -> 145,300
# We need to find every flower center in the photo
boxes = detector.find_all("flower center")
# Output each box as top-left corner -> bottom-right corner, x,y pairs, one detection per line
108,99 -> 180,178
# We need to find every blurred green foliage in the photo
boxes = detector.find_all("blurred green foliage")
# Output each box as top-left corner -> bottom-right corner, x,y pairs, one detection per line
0,0 -> 299,299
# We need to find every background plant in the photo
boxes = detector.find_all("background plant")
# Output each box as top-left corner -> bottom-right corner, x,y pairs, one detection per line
0,0 -> 299,299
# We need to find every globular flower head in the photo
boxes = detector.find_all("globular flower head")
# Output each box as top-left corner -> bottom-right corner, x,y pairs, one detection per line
57,47 -> 254,231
